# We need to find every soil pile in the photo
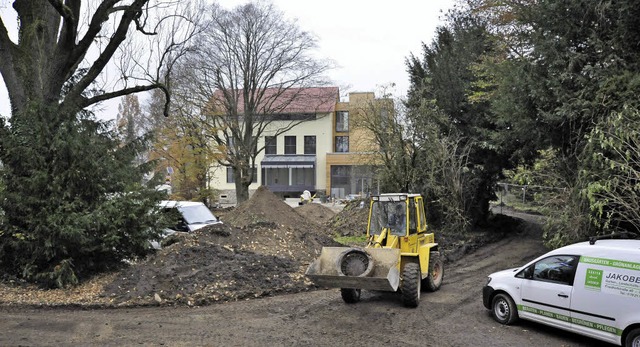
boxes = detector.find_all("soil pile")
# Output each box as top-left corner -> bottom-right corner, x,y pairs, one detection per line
223,186 -> 310,229
102,186 -> 341,306
295,203 -> 337,226
327,199 -> 370,236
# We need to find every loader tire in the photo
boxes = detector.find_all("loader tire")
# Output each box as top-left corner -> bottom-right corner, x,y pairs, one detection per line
340,288 -> 361,304
423,251 -> 444,292
401,262 -> 421,308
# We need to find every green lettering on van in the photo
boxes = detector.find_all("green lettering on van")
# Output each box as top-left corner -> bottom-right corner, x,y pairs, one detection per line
581,256 -> 640,271
571,318 -> 622,336
520,305 -> 570,322
585,268 -> 603,290
520,305 -> 623,336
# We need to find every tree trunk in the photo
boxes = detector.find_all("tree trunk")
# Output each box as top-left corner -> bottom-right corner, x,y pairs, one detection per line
3,0 -> 62,116
0,0 -> 169,120
234,168 -> 250,204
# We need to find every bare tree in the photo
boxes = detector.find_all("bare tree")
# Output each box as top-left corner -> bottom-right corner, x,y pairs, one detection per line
116,94 -> 143,143
147,78 -> 217,203
0,0 -> 201,119
350,85 -> 417,193
178,1 -> 334,203
353,85 -> 475,233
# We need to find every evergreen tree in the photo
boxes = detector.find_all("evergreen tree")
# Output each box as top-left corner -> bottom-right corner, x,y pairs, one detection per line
0,0 -> 198,287
484,0 -> 640,243
0,107 -> 167,288
406,11 -> 506,227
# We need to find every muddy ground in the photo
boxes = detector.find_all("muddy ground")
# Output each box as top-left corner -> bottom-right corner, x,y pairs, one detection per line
0,189 -> 612,346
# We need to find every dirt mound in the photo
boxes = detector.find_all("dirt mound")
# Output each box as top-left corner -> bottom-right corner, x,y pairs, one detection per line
103,228 -> 305,306
223,186 -> 310,229
102,189 -> 342,306
101,205 -> 528,306
327,199 -> 369,236
295,203 -> 337,226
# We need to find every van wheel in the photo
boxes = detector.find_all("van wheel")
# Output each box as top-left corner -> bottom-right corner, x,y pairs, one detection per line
491,293 -> 518,325
625,327 -> 640,347
423,251 -> 444,292
401,263 -> 421,308
340,288 -> 361,304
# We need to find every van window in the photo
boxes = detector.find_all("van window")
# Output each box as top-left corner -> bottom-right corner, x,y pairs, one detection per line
164,208 -> 188,231
522,255 -> 579,285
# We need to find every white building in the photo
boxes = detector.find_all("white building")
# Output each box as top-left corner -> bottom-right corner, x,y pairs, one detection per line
209,88 -> 389,204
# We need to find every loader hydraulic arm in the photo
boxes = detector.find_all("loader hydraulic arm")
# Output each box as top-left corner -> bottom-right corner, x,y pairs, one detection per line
368,228 -> 388,248
367,228 -> 399,249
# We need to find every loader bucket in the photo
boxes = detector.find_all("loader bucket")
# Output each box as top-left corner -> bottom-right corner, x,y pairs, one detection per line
305,247 -> 401,292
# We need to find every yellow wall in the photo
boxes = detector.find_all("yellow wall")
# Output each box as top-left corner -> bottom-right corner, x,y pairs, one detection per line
335,92 -> 392,153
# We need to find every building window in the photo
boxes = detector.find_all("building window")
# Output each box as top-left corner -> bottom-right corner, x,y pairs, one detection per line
330,165 -> 351,198
226,167 -> 257,183
335,136 -> 349,152
304,136 -> 316,154
336,111 -> 349,132
292,167 -> 315,186
265,136 -> 276,155
226,167 -> 234,183
285,136 -> 296,154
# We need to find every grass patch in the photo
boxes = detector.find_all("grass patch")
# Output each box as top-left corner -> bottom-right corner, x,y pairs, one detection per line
335,235 -> 368,247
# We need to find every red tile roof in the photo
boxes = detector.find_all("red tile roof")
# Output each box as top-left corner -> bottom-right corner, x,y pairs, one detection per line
212,87 -> 339,114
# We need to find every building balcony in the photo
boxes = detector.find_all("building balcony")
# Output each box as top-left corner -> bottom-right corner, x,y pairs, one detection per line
264,184 -> 316,194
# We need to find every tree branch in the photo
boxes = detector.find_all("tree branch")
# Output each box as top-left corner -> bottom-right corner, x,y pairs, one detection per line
47,0 -> 75,21
68,0 -> 120,70
0,16 -> 22,115
52,0 -> 81,54
134,9 -> 157,35
0,15 -> 16,55
64,0 -> 150,112
79,84 -> 169,117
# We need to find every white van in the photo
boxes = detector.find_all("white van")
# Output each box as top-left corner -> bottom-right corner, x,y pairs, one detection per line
483,238 -> 640,347
158,200 -> 222,232
150,201 -> 223,249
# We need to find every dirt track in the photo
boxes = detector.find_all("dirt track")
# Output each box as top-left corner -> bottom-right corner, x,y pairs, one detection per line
0,212 -> 614,347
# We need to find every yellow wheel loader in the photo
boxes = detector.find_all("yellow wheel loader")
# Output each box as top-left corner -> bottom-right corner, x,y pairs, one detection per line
305,193 -> 444,307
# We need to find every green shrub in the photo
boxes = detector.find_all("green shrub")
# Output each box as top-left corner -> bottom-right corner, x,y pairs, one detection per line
0,106 -> 168,288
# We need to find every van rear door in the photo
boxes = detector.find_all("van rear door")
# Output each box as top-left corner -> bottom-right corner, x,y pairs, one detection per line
518,255 -> 579,330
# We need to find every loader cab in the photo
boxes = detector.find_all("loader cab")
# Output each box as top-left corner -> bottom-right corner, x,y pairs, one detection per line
369,199 -> 407,236
368,194 -> 428,238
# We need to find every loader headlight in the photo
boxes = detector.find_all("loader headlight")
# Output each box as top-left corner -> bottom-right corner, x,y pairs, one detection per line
485,276 -> 492,285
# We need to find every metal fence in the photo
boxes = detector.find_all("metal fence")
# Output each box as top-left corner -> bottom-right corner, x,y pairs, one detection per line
494,183 -> 566,213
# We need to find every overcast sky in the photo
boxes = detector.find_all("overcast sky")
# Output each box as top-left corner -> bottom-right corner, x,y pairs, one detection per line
0,0 -> 455,120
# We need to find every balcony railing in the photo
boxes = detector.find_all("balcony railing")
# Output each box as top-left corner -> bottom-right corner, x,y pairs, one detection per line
265,184 -> 315,193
